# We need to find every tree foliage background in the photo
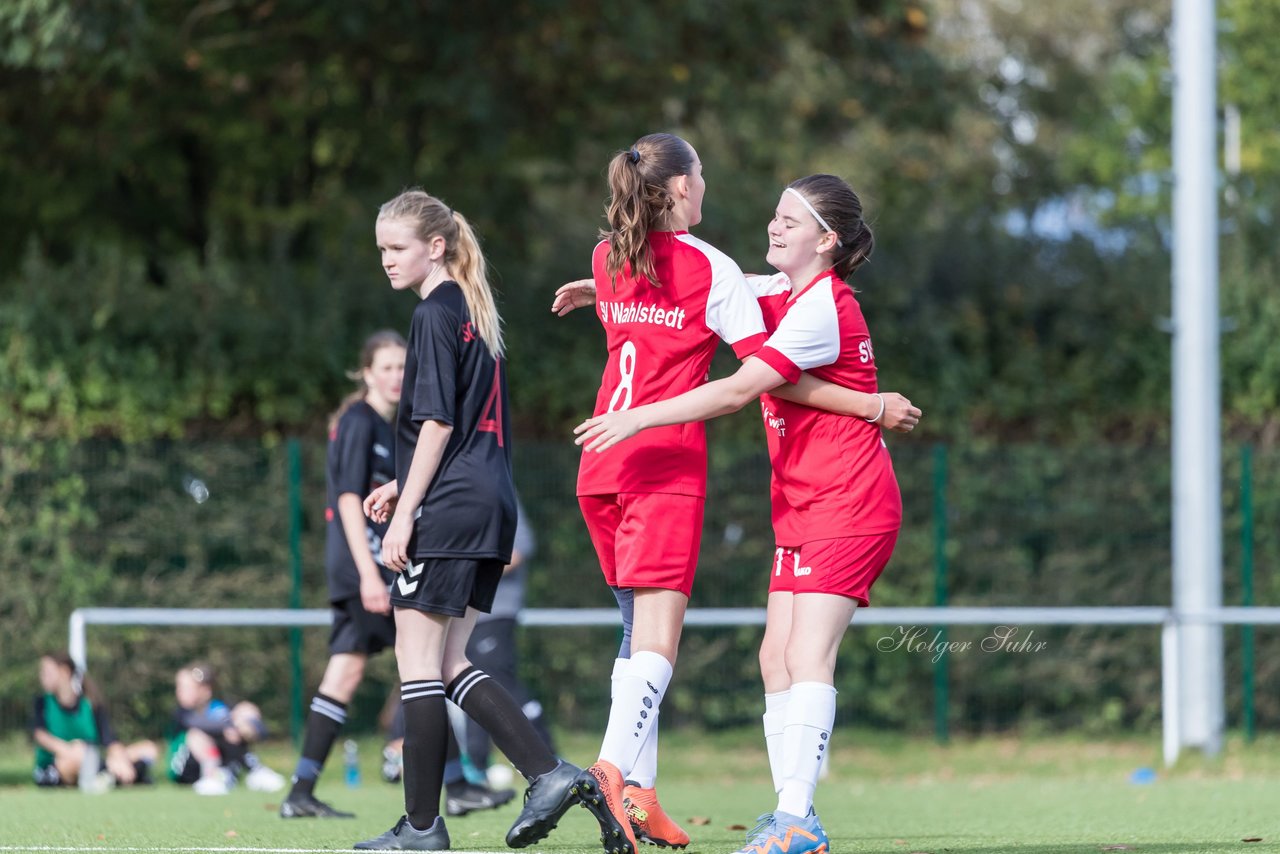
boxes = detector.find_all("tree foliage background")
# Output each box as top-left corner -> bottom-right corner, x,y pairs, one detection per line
1,0 -> 1277,739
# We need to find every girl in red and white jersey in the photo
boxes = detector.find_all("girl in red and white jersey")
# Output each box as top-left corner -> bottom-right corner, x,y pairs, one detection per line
566,132 -> 767,854
574,174 -> 921,854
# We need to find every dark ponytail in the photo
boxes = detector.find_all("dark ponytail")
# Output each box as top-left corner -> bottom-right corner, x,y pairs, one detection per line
600,133 -> 697,289
786,174 -> 874,280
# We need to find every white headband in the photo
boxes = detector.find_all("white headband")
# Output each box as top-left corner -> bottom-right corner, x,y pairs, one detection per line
785,187 -> 843,247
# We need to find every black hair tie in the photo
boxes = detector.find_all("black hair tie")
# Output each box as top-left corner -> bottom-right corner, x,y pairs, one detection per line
628,148 -> 641,164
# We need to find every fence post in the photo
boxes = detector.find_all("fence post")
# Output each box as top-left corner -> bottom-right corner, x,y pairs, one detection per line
933,443 -> 949,745
68,609 -> 87,672
1241,444 -> 1255,742
287,439 -> 305,744
1162,618 -> 1181,767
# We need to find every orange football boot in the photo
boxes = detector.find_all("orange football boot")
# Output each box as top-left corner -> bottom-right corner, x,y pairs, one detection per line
574,761 -> 637,854
623,783 -> 690,849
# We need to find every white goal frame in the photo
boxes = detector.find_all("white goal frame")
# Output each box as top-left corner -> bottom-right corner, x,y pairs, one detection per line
69,605 -> 1280,767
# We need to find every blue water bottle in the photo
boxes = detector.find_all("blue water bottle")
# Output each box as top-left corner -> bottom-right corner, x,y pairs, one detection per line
343,739 -> 361,788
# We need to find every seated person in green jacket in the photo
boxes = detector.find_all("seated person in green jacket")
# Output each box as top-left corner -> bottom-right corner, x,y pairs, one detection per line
31,651 -> 157,788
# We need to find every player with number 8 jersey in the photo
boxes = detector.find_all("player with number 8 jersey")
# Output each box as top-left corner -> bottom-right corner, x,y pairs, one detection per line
579,230 -> 766,498
572,174 -> 924,854
568,133 -> 767,854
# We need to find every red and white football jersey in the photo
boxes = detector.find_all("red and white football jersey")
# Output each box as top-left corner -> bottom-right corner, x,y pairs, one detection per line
578,232 -> 767,497
749,270 -> 902,545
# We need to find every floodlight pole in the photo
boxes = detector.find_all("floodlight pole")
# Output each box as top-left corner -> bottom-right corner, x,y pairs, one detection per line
1171,0 -> 1223,760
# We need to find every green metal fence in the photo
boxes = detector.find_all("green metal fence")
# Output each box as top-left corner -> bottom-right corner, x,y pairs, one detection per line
0,437 -> 1275,742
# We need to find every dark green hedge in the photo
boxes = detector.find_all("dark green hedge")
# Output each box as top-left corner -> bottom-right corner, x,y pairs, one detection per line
1,438 -> 1275,740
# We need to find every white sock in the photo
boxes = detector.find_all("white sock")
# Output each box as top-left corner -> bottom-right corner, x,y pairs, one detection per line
602,655 -> 633,767
611,657 -> 628,694
598,650 -> 673,778
776,681 -> 836,817
762,689 -> 791,794
629,711 -> 659,788
612,657 -> 659,787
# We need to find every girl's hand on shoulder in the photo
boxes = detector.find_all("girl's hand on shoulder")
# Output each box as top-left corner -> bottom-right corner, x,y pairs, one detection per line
574,411 -> 643,453
364,482 -> 399,523
551,279 -> 597,316
878,393 -> 922,433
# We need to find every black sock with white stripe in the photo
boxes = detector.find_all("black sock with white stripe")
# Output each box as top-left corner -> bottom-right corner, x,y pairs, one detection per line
444,715 -> 466,787
289,693 -> 347,797
401,680 -> 448,831
446,666 -> 556,781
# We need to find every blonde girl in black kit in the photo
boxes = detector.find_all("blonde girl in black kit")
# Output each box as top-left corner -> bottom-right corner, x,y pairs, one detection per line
356,190 -> 580,851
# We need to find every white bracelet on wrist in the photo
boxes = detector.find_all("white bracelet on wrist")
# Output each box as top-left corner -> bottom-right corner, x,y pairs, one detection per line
866,393 -> 885,424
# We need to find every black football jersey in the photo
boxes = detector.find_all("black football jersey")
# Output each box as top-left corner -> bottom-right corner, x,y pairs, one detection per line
324,400 -> 397,602
395,282 -> 516,560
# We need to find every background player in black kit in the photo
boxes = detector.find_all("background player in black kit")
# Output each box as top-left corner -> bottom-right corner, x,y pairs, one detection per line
281,330 -> 407,819
459,494 -> 557,777
358,189 -> 580,851
283,330 -> 517,821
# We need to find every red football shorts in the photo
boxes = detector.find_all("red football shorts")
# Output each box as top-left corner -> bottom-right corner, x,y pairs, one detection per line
768,531 -> 899,605
578,492 -> 704,596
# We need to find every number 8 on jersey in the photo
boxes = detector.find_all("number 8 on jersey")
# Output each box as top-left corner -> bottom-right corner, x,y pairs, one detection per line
607,340 -> 637,413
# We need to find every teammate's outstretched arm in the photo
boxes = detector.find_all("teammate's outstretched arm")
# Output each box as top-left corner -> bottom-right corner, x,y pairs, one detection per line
575,358 -> 785,452
773,378 -> 921,433
550,279 -> 596,316
552,277 -> 921,433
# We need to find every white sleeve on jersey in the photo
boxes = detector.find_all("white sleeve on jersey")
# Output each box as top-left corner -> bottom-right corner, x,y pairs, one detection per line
764,278 -> 841,371
745,272 -> 790,298
691,240 -> 766,346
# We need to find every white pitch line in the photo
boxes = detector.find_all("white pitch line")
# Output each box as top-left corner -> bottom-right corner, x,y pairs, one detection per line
0,849 -> 510,854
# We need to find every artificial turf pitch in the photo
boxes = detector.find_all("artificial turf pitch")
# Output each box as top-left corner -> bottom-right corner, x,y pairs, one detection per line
0,731 -> 1273,854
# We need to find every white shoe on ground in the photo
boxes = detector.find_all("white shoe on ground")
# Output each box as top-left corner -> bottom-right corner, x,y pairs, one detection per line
245,764 -> 287,792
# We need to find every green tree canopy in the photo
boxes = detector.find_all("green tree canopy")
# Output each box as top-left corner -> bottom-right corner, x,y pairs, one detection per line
0,0 -> 1276,445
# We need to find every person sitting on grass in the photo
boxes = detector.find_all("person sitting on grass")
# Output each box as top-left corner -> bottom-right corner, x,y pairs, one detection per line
31,651 -> 157,790
165,661 -> 286,796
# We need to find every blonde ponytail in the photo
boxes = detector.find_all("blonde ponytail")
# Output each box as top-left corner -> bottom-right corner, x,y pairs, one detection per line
378,189 -> 504,358
449,211 -> 504,357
